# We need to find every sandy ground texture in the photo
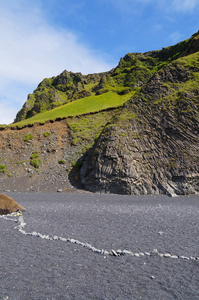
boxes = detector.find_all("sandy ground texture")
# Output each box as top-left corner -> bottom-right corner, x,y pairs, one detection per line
1,192 -> 199,300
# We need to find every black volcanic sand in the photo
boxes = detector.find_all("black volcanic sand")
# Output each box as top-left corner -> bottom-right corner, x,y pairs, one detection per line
1,192 -> 199,300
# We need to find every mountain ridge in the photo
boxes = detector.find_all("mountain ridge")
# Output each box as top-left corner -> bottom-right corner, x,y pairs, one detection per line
0,32 -> 199,195
14,31 -> 199,125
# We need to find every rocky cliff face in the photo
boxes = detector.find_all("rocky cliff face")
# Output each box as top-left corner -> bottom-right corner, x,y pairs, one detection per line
0,120 -> 72,192
0,109 -> 116,192
80,51 -> 199,196
15,32 -> 198,123
1,32 -> 199,195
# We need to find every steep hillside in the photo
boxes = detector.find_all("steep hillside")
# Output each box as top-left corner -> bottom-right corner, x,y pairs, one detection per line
13,91 -> 134,128
14,31 -> 199,123
0,109 -> 116,192
0,31 -> 199,195
81,50 -> 199,196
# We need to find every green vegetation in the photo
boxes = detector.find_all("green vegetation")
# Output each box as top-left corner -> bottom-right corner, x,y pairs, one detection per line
0,31 -> 198,193
43,132 -> 51,137
149,52 -> 199,116
30,153 -> 39,159
0,33 -> 198,166
24,134 -> 33,142
0,31 -> 197,130
16,161 -> 25,165
13,91 -> 135,127
0,165 -> 6,173
72,160 -> 83,167
58,159 -> 66,164
30,151 -> 41,168
30,159 -> 41,168
68,109 -> 117,150
72,138 -> 82,146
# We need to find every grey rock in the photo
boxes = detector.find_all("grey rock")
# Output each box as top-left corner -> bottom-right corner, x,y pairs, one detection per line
180,256 -> 189,260
94,249 -> 102,254
101,249 -> 109,256
122,250 -> 134,256
84,242 -> 92,248
60,237 -> 67,242
80,60 -> 199,196
110,249 -> 119,256
163,253 -> 171,258
151,249 -> 159,255
158,253 -> 164,257
31,231 -> 38,236
158,231 -> 164,235
70,239 -> 76,243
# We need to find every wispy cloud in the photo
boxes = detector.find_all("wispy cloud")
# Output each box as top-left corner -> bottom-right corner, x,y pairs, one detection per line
0,0 -> 113,124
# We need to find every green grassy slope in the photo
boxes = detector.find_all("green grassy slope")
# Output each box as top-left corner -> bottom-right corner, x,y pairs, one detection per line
14,32 -> 199,124
13,91 -> 135,128
2,30 -> 199,131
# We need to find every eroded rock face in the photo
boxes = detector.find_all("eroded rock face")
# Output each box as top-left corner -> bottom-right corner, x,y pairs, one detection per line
80,58 -> 199,196
0,193 -> 25,215
0,119 -> 72,192
81,118 -> 199,196
2,32 -> 199,195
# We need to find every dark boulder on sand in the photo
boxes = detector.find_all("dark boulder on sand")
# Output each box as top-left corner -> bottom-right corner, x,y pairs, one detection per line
0,193 -> 25,215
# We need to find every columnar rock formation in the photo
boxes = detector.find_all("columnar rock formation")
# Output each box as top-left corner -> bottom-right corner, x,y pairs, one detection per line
0,32 -> 199,195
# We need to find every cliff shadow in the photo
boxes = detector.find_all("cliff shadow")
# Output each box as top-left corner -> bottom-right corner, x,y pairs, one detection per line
68,157 -> 85,190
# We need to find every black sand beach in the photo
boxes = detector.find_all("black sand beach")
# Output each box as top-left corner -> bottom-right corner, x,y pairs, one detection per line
1,192 -> 199,300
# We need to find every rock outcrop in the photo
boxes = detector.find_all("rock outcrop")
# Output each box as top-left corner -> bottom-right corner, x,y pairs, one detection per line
15,32 -> 199,123
80,52 -> 199,196
0,193 -> 25,215
1,31 -> 199,195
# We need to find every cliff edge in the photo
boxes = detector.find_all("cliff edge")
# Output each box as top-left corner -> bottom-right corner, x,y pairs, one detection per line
0,32 -> 199,195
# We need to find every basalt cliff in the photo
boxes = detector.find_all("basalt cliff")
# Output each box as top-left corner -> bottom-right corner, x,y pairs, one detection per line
0,32 -> 199,195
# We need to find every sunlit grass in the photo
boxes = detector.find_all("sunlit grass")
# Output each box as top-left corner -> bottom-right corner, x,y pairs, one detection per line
12,91 -> 135,128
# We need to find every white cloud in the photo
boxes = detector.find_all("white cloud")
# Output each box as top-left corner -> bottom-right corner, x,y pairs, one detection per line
0,0 -> 113,124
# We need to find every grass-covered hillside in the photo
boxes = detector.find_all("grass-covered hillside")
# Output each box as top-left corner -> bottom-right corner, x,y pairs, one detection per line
0,31 -> 199,195
13,91 -> 135,128
80,40 -> 199,195
12,31 -> 199,128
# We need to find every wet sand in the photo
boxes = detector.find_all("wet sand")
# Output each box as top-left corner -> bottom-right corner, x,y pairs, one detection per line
1,192 -> 199,300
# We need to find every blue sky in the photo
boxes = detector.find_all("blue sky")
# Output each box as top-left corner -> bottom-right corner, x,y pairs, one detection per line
0,0 -> 199,124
